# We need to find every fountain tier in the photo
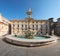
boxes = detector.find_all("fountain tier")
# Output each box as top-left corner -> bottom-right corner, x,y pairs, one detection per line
4,35 -> 57,47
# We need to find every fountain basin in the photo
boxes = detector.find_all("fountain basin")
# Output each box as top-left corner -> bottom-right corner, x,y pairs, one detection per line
4,35 -> 57,47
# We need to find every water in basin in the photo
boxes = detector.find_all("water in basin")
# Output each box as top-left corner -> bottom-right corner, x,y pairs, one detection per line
16,36 -> 50,39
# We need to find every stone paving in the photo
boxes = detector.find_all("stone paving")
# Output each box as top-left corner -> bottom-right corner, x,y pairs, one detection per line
0,36 -> 60,56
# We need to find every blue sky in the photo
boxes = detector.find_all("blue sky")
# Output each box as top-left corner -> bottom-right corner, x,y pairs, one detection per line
0,0 -> 60,21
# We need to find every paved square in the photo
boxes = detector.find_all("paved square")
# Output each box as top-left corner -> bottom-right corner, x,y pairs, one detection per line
0,37 -> 60,56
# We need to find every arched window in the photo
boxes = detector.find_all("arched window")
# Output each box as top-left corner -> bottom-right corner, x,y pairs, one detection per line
18,24 -> 19,28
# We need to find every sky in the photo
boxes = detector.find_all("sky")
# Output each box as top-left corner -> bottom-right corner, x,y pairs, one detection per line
0,0 -> 60,21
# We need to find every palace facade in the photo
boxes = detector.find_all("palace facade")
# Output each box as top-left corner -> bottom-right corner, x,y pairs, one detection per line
54,18 -> 60,36
10,18 -> 49,35
0,14 -> 10,36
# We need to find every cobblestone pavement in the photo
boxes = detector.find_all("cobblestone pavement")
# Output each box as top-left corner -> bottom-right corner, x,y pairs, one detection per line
0,37 -> 60,56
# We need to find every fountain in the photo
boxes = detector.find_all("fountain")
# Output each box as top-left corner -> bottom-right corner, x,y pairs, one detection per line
5,35 -> 57,47
4,8 -> 57,47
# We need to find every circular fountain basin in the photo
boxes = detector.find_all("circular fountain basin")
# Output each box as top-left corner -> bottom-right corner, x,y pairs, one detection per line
4,35 -> 57,47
